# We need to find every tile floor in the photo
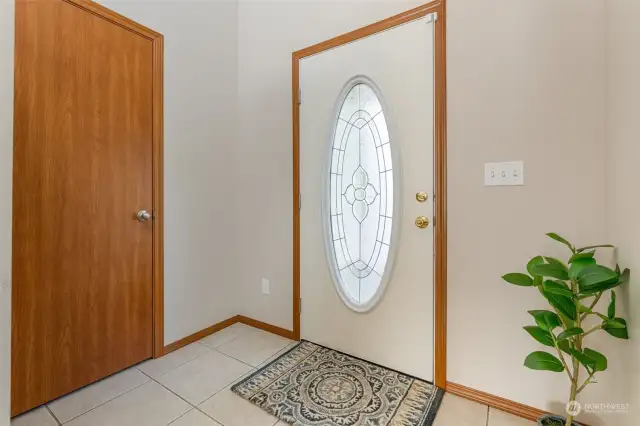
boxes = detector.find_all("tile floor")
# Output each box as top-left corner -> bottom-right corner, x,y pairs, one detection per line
12,323 -> 534,426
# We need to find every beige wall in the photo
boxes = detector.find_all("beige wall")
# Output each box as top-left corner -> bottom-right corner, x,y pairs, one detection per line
236,0 -> 422,329
97,0 -> 240,344
0,0 -> 13,423
447,1 -> 633,424
237,0 -> 634,424
606,0 -> 640,423
0,1 -> 635,424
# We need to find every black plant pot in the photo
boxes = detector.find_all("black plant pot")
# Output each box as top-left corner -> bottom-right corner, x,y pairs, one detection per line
537,414 -> 581,426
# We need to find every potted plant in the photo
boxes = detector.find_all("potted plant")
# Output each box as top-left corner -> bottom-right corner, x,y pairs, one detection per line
502,233 -> 631,426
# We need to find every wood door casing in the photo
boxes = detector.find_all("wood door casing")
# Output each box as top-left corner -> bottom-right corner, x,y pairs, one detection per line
12,0 -> 160,415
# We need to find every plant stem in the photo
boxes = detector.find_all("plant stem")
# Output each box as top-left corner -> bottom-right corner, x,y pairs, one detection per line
550,306 -> 569,329
566,278 -> 583,426
580,292 -> 603,321
566,366 -> 579,426
581,324 -> 603,339
577,372 -> 595,394
554,345 -> 574,382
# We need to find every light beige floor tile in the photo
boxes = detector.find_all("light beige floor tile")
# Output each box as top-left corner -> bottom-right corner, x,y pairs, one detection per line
199,326 -> 246,349
216,329 -> 292,367
11,406 -> 58,426
232,366 -> 258,385
198,388 -> 279,426
156,350 -> 252,405
433,394 -> 488,426
255,341 -> 298,369
228,323 -> 261,335
47,367 -> 149,423
65,381 -> 190,426
170,409 -> 222,426
488,408 -> 536,426
137,342 -> 211,378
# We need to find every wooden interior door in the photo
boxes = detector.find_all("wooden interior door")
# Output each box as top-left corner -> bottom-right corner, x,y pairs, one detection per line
12,0 -> 162,415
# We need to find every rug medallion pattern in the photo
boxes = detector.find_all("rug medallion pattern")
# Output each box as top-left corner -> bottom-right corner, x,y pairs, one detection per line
232,341 -> 444,426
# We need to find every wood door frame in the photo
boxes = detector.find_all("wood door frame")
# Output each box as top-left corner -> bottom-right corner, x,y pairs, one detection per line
12,0 -> 165,359
291,0 -> 448,388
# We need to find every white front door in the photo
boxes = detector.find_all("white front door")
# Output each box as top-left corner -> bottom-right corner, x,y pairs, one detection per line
299,13 -> 437,381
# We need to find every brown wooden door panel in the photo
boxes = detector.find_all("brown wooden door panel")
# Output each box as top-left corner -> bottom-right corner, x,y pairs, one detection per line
12,0 -> 156,415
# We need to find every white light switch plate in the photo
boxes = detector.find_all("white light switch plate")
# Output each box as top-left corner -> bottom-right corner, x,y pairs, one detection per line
261,278 -> 270,295
485,161 -> 524,186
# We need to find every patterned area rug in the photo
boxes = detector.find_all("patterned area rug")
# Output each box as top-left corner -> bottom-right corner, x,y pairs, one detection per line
232,341 -> 444,426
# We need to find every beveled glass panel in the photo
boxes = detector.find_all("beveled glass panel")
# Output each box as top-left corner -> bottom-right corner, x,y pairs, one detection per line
327,80 -> 397,310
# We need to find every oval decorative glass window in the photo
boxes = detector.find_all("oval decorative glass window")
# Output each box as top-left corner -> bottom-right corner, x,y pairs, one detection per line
325,78 -> 397,312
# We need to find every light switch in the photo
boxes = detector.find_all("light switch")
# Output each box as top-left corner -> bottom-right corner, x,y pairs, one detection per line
485,161 -> 524,186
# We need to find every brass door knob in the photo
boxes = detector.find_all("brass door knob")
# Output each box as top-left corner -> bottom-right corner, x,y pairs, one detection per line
415,216 -> 429,229
416,192 -> 428,203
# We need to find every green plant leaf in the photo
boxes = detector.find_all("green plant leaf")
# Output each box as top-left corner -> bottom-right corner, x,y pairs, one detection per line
583,348 -> 607,372
524,351 -> 565,372
545,256 -> 568,269
502,273 -> 534,287
569,257 -> 597,279
577,264 -> 619,294
557,327 -> 584,341
608,291 -> 616,319
546,233 -> 574,252
556,340 -> 573,355
527,256 -> 545,277
523,326 -> 554,347
577,301 -> 593,313
532,263 -> 569,281
534,275 -> 543,287
568,348 -> 596,371
542,291 -> 577,321
558,311 -> 576,328
599,315 -> 626,328
528,310 -> 561,331
542,280 -> 573,298
568,251 -> 595,263
576,244 -> 614,253
603,318 -> 629,339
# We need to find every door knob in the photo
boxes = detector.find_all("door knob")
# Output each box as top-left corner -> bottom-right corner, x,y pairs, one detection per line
137,210 -> 152,222
416,192 -> 428,203
415,216 -> 429,229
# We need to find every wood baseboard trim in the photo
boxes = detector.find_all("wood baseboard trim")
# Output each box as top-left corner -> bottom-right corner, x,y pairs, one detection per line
162,315 -> 296,356
163,315 -> 240,355
237,315 -> 296,340
446,382 -> 548,421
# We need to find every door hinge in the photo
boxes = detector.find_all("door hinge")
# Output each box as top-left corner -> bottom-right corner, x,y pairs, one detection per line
426,12 -> 438,23
298,88 -> 302,105
298,193 -> 302,210
299,298 -> 302,313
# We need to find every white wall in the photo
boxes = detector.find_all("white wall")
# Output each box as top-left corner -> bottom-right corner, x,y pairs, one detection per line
98,0 -> 240,344
236,0 -> 422,330
606,0 -> 640,423
0,0 -> 13,423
